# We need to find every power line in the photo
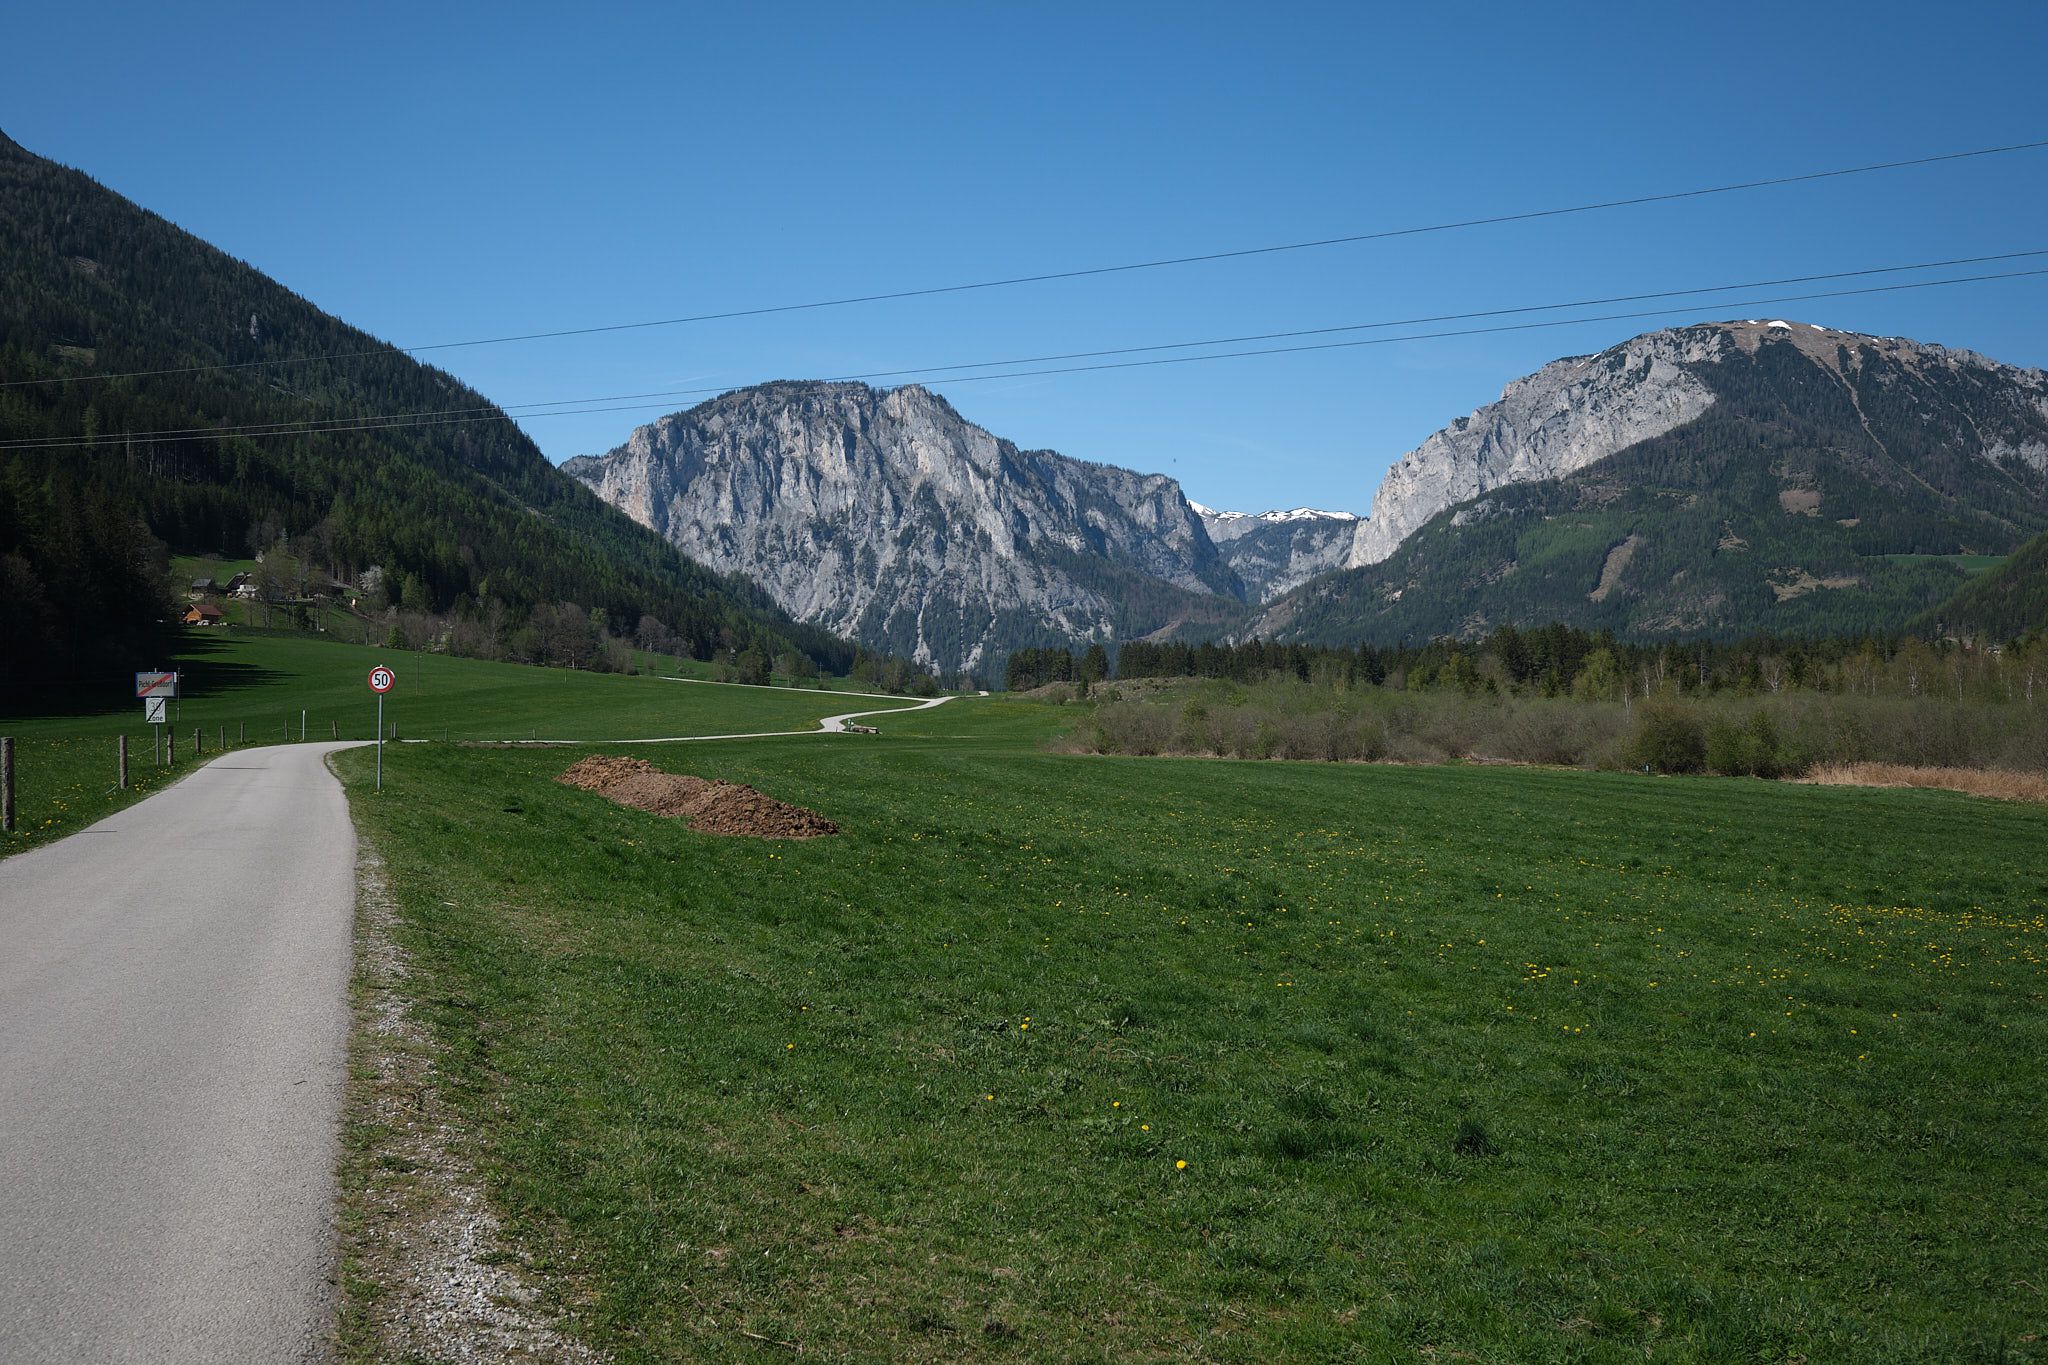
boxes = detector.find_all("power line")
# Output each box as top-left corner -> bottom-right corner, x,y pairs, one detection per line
25,247 -> 2039,446
7,261 -> 2043,454
6,137 -> 2045,392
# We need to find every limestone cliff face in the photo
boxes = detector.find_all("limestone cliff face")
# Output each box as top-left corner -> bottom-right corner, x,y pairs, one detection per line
563,382 -> 1241,674
1348,328 -> 1725,566
1347,320 -> 2048,568
1257,320 -> 2048,646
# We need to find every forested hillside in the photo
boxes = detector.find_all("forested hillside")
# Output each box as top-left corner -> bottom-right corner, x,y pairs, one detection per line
1262,329 -> 2048,646
1917,527 -> 2048,640
0,130 -> 851,693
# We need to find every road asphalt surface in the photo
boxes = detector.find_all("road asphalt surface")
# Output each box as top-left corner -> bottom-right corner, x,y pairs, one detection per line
0,742 -> 364,1363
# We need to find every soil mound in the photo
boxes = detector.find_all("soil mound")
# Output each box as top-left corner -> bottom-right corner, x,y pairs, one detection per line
557,756 -> 840,838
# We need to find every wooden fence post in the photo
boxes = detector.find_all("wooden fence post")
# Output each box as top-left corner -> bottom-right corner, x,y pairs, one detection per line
119,735 -> 128,790
194,726 -> 202,756
2,736 -> 14,833
168,728 -> 176,764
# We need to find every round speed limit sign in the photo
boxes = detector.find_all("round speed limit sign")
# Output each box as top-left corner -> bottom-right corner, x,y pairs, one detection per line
368,665 -> 396,693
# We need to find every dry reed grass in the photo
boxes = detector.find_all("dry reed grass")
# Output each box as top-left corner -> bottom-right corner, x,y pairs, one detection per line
1802,762 -> 2048,803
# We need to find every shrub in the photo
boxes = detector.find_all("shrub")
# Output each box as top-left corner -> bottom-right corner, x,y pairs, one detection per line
1626,699 -> 1706,774
1705,718 -> 1746,776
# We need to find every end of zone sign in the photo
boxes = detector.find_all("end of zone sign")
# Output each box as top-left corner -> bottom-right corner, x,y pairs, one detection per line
135,671 -> 178,698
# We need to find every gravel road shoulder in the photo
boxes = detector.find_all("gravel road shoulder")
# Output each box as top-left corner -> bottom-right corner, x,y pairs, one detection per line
333,840 -> 603,1364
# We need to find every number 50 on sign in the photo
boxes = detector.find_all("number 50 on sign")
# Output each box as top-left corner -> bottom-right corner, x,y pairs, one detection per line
369,664 -> 395,790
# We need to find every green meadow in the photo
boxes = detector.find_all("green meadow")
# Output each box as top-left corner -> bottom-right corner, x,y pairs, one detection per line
334,697 -> 2048,1362
0,632 -> 914,857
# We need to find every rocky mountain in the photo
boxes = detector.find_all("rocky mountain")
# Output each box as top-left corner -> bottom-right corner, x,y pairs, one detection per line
1261,319 -> 2048,645
564,383 -> 1250,675
1347,326 -> 1729,566
1192,504 -> 1359,601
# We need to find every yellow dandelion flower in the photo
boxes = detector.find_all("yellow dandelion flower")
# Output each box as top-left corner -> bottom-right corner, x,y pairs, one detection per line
1175,1160 -> 1188,1170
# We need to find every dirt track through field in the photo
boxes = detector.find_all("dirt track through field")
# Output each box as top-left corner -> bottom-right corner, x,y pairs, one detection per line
478,685 -> 963,745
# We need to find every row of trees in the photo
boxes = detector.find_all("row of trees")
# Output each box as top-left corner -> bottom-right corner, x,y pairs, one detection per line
1067,676 -> 2048,775
1017,623 -> 2048,705
324,593 -> 940,694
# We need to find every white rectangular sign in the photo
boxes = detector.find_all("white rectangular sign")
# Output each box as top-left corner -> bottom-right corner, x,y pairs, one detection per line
135,671 -> 178,699
144,696 -> 167,724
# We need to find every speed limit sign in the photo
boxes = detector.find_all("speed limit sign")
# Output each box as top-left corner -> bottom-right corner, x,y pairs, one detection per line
369,664 -> 397,791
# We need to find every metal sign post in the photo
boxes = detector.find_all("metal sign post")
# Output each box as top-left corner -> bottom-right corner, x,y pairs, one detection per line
144,695 -> 166,764
137,675 -> 175,769
368,665 -> 396,791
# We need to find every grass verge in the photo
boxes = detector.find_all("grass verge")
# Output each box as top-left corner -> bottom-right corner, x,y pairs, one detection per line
335,837 -> 601,1362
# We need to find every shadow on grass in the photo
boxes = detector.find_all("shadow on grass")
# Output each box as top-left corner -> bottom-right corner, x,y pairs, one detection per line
0,629 -> 289,722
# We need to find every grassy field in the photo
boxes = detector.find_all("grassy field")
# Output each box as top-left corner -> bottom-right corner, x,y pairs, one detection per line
170,552 -> 260,584
0,632 -> 919,858
1880,552 -> 2007,575
334,697 -> 2048,1362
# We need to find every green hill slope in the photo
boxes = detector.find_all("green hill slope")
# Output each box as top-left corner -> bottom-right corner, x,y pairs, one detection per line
1264,329 -> 2048,645
0,129 -> 850,691
1914,527 -> 2048,640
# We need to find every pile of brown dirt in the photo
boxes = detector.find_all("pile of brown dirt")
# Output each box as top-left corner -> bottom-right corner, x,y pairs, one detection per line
557,756 -> 840,838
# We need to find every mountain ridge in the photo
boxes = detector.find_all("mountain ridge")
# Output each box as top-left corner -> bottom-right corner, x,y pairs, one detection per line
1260,318 -> 2048,645
564,381 -> 1251,675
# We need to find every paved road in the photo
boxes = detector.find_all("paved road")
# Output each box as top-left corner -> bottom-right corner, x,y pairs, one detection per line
0,742 -> 364,1363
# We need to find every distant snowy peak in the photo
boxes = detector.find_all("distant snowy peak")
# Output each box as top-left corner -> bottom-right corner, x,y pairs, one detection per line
1190,502 -> 1359,524
1259,507 -> 1360,523
1192,502 -> 1361,601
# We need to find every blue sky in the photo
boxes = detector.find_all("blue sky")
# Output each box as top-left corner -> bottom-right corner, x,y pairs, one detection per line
8,2 -> 2048,514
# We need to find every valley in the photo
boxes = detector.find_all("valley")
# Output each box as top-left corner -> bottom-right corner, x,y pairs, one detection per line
4,23 -> 2047,1361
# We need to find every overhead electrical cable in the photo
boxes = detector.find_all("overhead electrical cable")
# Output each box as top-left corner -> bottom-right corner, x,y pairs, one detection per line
26,247 -> 2043,445
5,137 -> 2046,391
8,261 -> 2044,453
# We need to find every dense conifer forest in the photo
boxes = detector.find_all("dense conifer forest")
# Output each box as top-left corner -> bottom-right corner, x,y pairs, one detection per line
0,130 -> 856,694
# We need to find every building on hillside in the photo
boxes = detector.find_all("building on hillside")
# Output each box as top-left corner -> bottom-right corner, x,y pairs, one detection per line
182,603 -> 225,626
189,576 -> 217,595
231,580 -> 260,600
224,572 -> 252,593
